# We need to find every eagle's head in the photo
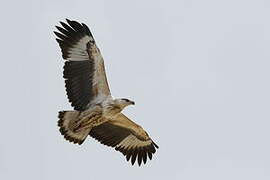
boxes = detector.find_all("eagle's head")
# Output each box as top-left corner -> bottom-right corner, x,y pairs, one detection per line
114,98 -> 135,108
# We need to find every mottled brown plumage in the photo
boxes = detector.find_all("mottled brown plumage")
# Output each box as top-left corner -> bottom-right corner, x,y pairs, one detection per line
55,19 -> 158,166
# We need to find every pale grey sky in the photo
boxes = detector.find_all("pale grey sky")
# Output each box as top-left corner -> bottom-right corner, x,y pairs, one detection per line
1,0 -> 270,179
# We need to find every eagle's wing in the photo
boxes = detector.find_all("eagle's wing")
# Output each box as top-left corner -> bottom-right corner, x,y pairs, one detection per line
54,19 -> 110,111
89,113 -> 159,166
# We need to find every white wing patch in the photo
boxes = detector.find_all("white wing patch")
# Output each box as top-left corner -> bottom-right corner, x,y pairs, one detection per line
66,36 -> 93,61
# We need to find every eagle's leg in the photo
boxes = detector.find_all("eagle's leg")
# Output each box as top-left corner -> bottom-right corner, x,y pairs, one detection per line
73,115 -> 102,133
73,106 -> 104,133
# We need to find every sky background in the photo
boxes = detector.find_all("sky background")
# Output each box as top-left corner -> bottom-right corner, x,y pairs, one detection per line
1,0 -> 270,179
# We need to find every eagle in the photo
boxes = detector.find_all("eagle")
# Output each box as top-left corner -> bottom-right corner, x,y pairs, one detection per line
54,19 -> 158,166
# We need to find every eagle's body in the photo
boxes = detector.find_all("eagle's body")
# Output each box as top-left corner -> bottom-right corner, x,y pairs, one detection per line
54,19 -> 158,166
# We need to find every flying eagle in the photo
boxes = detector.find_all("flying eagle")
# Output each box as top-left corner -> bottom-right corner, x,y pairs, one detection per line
54,19 -> 158,166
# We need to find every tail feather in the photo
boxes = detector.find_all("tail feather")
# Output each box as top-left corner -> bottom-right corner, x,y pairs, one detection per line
58,111 -> 91,145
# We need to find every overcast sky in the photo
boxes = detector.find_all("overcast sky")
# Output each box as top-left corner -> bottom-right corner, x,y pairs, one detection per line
1,0 -> 270,179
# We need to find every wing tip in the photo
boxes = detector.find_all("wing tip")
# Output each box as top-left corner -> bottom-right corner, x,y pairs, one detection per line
153,141 -> 159,149
65,18 -> 72,24
120,141 -> 158,166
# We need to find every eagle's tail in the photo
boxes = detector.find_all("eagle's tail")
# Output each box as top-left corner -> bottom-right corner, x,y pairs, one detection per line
58,111 -> 91,145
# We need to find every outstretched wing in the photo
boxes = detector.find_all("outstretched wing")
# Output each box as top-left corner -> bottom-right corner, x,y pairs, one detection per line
89,113 -> 159,166
54,19 -> 111,111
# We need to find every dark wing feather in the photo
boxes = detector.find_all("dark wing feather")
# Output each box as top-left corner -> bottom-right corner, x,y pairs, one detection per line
90,122 -> 130,146
54,19 -> 111,110
89,114 -> 158,166
64,61 -> 94,110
